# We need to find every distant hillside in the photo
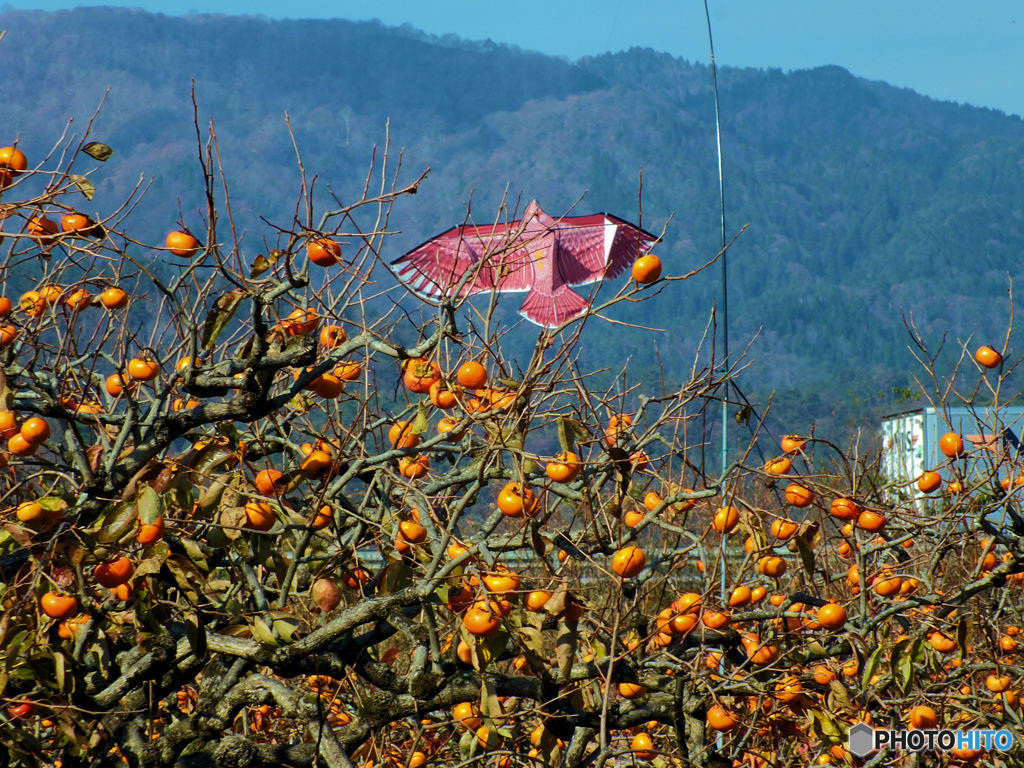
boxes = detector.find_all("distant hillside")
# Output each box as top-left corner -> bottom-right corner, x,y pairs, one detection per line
3,7 -> 1024,441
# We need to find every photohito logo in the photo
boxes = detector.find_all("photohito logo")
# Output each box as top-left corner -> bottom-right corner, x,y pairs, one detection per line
848,722 -> 1014,757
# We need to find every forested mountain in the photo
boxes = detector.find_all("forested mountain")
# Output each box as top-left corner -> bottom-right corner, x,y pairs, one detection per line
3,7 -> 1024,442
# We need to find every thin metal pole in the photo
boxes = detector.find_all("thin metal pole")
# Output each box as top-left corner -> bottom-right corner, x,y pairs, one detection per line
702,5 -> 730,754
702,0 -> 728,608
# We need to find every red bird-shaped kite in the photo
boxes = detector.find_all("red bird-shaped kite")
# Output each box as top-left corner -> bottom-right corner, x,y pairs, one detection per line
392,201 -> 656,328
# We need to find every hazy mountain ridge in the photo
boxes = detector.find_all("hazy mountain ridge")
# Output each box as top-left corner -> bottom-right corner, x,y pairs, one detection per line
2,7 -> 1024,437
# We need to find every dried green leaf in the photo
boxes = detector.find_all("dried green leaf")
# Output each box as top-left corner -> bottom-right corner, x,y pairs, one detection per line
434,583 -> 451,606
251,530 -> 273,566
0,528 -> 17,561
288,392 -> 312,413
377,562 -> 412,595
828,679 -> 852,711
82,142 -> 113,161
5,631 -> 29,669
473,636 -> 493,668
36,497 -> 68,513
910,636 -> 926,663
480,631 -> 508,670
184,442 -> 237,476
411,402 -> 430,435
216,422 -> 242,451
137,485 -> 164,525
273,616 -> 299,643
214,506 -> 244,542
71,174 -> 95,200
181,539 -> 209,572
797,520 -> 820,547
207,578 -> 233,593
888,643 -> 903,689
481,677 -> 501,719
809,708 -> 840,739
234,334 -> 257,361
99,501 -> 137,544
458,730 -> 476,760
898,644 -> 914,693
794,536 -> 816,576
543,585 -> 568,617
164,555 -> 202,604
956,616 -> 968,657
201,289 -> 245,349
134,552 -> 165,579
805,640 -> 829,658
219,624 -> 253,638
516,625 -> 546,659
861,646 -> 883,689
195,473 -> 232,515
556,417 -> 573,454
250,250 -> 284,278
734,405 -> 752,425
250,617 -> 278,646
54,651 -> 66,692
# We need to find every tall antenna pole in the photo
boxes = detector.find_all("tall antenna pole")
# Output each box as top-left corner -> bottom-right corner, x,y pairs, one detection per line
702,0 -> 729,604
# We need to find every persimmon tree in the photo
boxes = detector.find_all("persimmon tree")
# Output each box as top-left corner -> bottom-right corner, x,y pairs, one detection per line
1,113 -> 1024,768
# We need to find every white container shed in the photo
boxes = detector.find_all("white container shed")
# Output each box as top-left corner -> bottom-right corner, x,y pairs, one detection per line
881,406 -> 1024,489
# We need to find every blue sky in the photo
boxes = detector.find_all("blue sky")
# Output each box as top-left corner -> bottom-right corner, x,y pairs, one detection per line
5,0 -> 1023,117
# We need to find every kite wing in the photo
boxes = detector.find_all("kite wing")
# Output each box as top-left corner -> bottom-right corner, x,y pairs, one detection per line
392,223 -> 536,300
555,214 -> 657,287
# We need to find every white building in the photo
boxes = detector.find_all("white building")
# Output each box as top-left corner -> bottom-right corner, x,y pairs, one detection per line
881,406 -> 1024,494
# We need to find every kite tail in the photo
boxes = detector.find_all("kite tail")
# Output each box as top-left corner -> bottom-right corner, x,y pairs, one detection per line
518,287 -> 589,328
